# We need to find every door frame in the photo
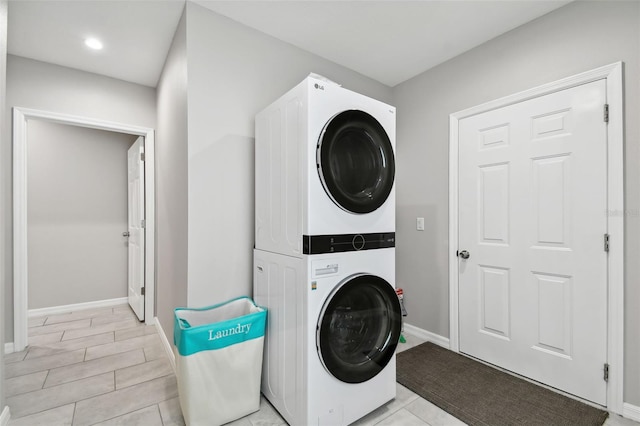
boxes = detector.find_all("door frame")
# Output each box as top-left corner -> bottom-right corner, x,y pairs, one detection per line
448,62 -> 624,413
12,107 -> 156,352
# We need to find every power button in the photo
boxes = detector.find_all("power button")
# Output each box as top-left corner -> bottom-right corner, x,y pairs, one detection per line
352,234 -> 365,250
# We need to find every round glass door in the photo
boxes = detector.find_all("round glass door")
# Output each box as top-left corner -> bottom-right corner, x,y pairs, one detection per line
317,110 -> 395,214
317,274 -> 402,383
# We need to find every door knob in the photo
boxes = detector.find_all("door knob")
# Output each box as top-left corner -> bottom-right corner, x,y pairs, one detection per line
122,231 -> 130,237
458,250 -> 470,259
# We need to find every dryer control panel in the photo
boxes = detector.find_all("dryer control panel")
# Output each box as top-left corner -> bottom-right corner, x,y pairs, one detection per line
303,232 -> 395,255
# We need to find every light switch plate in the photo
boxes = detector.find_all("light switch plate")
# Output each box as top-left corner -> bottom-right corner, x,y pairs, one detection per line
416,217 -> 425,231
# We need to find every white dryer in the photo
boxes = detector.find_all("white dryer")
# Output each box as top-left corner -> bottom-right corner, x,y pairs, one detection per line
253,248 -> 401,426
255,75 -> 396,258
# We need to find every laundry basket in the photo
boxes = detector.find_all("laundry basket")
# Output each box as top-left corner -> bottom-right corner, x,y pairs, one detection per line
174,297 -> 267,426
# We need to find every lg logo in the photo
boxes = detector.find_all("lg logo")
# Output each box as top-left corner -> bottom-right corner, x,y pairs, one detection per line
314,83 -> 325,90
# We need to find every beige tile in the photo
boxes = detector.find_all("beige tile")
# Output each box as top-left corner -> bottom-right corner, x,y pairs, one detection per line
7,372 -> 114,418
113,304 -> 134,314
4,350 -> 28,364
91,311 -> 137,326
405,398 -> 466,426
5,370 -> 47,397
143,342 -> 166,361
351,383 -> 420,426
28,332 -> 64,346
44,307 -> 116,325
7,403 -> 75,426
85,334 -> 160,361
115,357 -> 173,389
73,375 -> 178,426
225,416 -> 252,426
29,319 -> 92,337
45,349 -> 146,388
114,324 -> 155,341
28,316 -> 47,327
605,414 -> 640,426
158,397 -> 185,426
237,396 -> 285,425
396,332 -> 427,354
5,348 -> 85,379
375,408 -> 430,426
26,332 -> 114,360
62,319 -> 139,341
92,404 -> 163,426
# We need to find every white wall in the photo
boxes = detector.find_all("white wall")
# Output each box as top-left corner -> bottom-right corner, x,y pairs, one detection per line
0,0 -> 7,412
27,121 -> 136,309
4,56 -> 156,342
184,2 -> 392,306
155,9 -> 188,337
392,1 -> 640,405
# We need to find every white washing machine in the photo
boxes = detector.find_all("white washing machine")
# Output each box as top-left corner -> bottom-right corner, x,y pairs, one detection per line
253,248 -> 401,426
255,75 -> 396,258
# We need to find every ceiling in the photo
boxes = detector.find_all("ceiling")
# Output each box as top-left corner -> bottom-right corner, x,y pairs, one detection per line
7,0 -> 185,87
7,0 -> 571,88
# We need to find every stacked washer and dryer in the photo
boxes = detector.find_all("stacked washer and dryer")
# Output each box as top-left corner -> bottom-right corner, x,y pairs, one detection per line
253,75 -> 401,426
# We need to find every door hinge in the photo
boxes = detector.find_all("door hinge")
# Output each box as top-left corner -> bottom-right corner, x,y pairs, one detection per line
604,104 -> 609,123
604,233 -> 610,252
604,363 -> 609,382
141,219 -> 146,229
140,152 -> 145,162
141,287 -> 145,296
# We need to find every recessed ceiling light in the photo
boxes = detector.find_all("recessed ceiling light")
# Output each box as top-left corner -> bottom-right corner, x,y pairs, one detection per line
84,38 -> 103,50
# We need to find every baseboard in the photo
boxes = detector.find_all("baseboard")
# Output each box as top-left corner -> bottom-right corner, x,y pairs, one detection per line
28,297 -> 128,318
155,316 -> 176,372
403,323 -> 450,349
623,403 -> 640,422
0,406 -> 10,426
4,342 -> 15,355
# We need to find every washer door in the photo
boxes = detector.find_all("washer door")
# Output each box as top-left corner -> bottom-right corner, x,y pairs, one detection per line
317,110 -> 395,214
317,274 -> 402,383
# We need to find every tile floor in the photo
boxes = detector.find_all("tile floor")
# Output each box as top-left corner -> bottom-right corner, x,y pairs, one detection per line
3,306 -> 639,426
5,305 -> 182,426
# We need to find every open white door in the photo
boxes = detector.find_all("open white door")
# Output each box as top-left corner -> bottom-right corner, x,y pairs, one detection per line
127,136 -> 145,321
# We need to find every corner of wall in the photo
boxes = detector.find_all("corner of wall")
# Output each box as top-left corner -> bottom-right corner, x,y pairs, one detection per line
154,316 -> 176,372
155,2 -> 189,350
0,0 -> 8,410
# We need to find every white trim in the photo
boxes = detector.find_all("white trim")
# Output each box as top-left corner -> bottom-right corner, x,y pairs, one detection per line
0,407 -> 10,426
604,64 -> 625,415
27,297 -> 128,318
449,63 -> 623,121
448,62 -> 624,414
12,107 -> 156,352
144,132 -> 156,326
403,323 -> 450,349
154,316 -> 175,372
4,342 -> 15,354
448,113 -> 460,353
12,109 -> 27,353
622,403 -> 640,422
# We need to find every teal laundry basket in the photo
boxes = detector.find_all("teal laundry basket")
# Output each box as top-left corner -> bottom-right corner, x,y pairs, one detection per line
174,297 -> 267,426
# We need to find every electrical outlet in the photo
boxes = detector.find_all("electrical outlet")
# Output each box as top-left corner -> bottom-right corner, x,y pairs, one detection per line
416,217 -> 425,231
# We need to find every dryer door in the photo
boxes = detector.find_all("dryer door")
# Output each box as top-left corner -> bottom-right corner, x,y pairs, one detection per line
317,110 -> 395,214
317,274 -> 402,383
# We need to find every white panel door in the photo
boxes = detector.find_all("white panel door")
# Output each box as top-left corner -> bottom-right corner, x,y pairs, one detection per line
458,80 -> 608,405
127,137 -> 145,321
